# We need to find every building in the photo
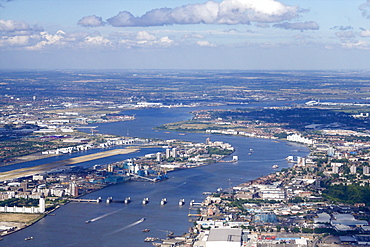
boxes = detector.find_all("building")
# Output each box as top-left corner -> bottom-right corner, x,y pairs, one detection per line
364,166 -> 370,175
0,195 -> 45,214
171,148 -> 177,158
206,228 -> 243,247
165,148 -> 171,159
156,152 -> 162,162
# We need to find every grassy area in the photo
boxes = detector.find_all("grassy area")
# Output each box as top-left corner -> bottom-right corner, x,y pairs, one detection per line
0,213 -> 43,223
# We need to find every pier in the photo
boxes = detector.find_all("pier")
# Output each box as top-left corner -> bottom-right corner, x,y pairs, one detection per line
129,174 -> 158,182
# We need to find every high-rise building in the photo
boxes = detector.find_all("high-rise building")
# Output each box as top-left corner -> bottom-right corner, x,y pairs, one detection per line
156,152 -> 162,162
171,148 -> 177,158
165,148 -> 171,159
69,182 -> 79,197
39,194 -> 45,213
108,164 -> 114,173
364,166 -> 370,175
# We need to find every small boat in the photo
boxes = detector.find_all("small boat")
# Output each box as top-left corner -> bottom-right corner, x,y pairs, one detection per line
160,198 -> 167,205
142,229 -> 150,232
142,198 -> 149,205
178,199 -> 185,206
85,220 -> 92,224
139,217 -> 146,222
25,237 -> 33,241
272,165 -> 279,169
124,197 -> 131,204
144,237 -> 159,242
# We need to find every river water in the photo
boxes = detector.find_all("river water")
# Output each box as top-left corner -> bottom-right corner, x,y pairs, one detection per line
1,105 -> 309,247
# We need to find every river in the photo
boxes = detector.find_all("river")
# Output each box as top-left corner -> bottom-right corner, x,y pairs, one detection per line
1,105 -> 309,247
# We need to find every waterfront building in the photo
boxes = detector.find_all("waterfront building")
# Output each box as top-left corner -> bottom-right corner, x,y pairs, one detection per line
108,164 -> 114,173
165,148 -> 171,159
205,228 -> 243,247
171,148 -> 177,158
69,182 -> 78,197
156,152 -> 162,162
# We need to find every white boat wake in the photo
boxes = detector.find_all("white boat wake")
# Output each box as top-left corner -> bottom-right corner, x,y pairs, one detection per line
85,208 -> 123,224
105,218 -> 146,236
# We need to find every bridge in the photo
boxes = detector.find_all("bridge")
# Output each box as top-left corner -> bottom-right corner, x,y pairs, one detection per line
69,197 -> 101,203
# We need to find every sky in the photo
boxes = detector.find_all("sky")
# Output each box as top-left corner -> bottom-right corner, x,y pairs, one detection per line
0,0 -> 370,70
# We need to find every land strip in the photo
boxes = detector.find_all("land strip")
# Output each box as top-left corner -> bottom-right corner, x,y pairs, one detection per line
0,148 -> 139,181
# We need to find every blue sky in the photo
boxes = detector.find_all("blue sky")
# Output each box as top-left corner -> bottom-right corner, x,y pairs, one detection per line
0,0 -> 369,70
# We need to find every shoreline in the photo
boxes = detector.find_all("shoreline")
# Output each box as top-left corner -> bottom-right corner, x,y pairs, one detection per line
0,129 -> 311,241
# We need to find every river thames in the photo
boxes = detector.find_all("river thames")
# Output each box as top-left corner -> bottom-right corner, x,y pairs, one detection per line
1,105 -> 309,247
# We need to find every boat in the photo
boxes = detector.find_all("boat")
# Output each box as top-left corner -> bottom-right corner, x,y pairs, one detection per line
139,217 -> 146,222
25,237 -> 34,241
160,198 -> 167,205
142,198 -> 149,205
124,197 -> 131,204
142,229 -> 150,232
144,237 -> 159,242
178,199 -> 185,206
85,220 -> 92,224
272,164 -> 279,169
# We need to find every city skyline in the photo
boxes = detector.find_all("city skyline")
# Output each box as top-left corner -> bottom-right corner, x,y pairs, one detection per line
1,0 -> 370,70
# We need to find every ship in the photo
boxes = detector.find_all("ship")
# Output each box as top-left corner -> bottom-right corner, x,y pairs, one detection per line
25,237 -> 34,241
85,220 -> 92,224
178,199 -> 185,206
142,229 -> 150,232
272,165 -> 279,169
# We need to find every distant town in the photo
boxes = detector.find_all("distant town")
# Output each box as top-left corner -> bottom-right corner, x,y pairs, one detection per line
0,70 -> 370,246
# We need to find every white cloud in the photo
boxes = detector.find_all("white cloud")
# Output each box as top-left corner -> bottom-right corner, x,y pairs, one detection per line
136,31 -> 156,41
0,35 -> 29,47
273,21 -> 319,31
196,40 -> 217,47
84,36 -> 111,45
102,0 -> 300,27
359,0 -> 370,18
335,31 -> 356,39
78,15 -> 105,27
25,30 -> 66,50
359,29 -> 370,37
0,19 -> 43,34
341,40 -> 370,50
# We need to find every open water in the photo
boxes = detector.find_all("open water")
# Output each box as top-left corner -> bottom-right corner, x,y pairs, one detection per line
1,105 -> 309,247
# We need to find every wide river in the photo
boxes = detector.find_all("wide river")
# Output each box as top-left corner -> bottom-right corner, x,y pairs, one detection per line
2,104 -> 309,247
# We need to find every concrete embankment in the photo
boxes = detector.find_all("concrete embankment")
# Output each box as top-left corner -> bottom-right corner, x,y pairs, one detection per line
0,148 -> 139,181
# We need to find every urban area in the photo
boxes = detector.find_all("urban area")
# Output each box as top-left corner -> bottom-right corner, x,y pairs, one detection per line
0,70 -> 370,246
